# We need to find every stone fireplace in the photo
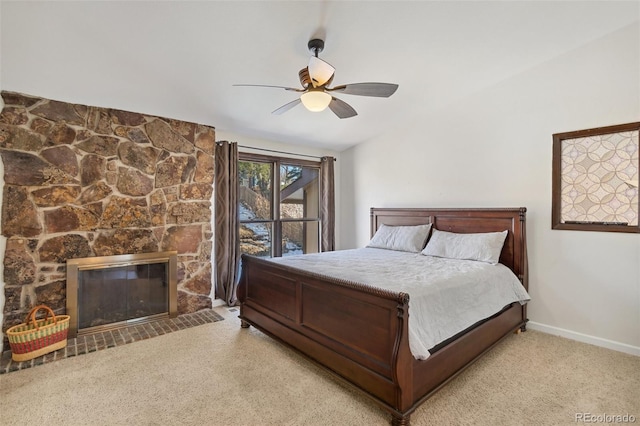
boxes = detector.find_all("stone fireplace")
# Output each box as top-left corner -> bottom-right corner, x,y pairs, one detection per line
0,91 -> 215,346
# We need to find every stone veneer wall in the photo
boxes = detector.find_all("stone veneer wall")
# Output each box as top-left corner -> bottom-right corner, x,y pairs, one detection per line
0,91 -> 215,337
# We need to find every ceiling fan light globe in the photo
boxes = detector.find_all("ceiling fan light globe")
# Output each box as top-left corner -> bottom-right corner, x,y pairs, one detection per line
300,91 -> 332,112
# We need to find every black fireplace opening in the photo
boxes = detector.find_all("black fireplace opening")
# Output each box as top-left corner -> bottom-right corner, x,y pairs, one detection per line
78,262 -> 168,329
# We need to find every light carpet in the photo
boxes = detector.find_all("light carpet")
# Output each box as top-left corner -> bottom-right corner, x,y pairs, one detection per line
0,307 -> 638,426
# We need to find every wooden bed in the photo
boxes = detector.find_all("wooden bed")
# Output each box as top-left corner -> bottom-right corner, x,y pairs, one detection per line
237,207 -> 528,425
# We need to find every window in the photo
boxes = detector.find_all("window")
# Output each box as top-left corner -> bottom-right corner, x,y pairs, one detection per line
239,153 -> 321,258
552,122 -> 639,233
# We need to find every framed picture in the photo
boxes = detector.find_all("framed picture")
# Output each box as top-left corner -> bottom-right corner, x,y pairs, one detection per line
552,122 -> 639,233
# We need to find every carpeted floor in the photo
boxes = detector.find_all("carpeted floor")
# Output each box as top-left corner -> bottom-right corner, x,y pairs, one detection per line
0,306 -> 638,426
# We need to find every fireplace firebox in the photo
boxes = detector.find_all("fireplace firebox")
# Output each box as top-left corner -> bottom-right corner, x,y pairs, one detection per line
66,251 -> 178,338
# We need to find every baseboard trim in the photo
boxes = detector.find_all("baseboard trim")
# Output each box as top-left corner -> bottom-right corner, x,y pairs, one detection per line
527,321 -> 640,357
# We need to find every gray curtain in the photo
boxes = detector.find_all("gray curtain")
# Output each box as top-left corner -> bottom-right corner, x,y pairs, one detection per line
214,141 -> 240,305
320,156 -> 335,252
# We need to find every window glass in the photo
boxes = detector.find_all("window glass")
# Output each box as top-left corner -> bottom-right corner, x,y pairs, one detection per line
239,161 -> 272,220
280,164 -> 319,220
281,221 -> 319,257
240,223 -> 272,258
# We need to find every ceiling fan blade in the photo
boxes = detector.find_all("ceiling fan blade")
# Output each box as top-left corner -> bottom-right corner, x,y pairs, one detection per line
272,98 -> 302,115
328,97 -> 357,119
308,56 -> 335,87
328,82 -> 398,97
233,84 -> 303,92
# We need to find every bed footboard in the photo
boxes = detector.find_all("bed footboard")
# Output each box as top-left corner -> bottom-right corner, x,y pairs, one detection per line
237,254 -> 415,415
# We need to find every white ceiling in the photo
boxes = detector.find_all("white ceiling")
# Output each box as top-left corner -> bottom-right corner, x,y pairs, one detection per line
1,1 -> 638,151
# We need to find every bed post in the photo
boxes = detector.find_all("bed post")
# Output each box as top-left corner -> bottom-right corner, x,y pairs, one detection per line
237,254 -> 251,328
518,207 -> 529,331
391,293 -> 413,425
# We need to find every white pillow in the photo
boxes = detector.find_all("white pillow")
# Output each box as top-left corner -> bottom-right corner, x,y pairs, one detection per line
421,229 -> 508,264
367,223 -> 432,253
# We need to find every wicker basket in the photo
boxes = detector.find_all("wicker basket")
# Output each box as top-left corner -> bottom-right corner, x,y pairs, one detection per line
7,305 -> 70,362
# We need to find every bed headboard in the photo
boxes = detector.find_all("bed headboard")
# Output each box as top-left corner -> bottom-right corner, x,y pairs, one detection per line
370,207 -> 528,289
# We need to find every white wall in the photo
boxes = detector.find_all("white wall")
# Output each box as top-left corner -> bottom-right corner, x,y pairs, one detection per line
339,24 -> 640,354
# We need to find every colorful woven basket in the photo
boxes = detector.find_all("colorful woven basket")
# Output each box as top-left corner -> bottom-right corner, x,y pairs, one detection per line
7,305 -> 70,362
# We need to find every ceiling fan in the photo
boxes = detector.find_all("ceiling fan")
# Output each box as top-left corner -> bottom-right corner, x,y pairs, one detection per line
234,39 -> 399,119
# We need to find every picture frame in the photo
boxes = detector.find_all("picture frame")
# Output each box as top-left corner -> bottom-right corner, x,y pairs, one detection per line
552,122 -> 640,233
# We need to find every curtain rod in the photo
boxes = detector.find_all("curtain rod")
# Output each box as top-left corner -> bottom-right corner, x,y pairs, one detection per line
236,144 -> 335,161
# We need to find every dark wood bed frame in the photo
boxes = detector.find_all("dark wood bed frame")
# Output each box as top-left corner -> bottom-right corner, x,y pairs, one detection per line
238,207 -> 528,425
